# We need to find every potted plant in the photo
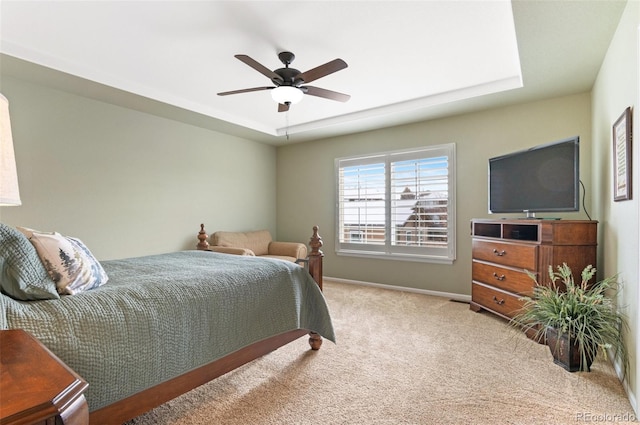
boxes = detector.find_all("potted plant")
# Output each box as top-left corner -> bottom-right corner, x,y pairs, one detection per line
511,263 -> 628,374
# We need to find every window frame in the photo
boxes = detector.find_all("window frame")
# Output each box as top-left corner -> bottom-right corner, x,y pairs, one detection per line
335,143 -> 456,264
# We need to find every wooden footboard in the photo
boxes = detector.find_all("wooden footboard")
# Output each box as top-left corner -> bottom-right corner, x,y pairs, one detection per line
88,226 -> 326,424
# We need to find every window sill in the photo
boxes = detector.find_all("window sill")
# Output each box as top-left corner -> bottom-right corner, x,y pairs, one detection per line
336,249 -> 455,265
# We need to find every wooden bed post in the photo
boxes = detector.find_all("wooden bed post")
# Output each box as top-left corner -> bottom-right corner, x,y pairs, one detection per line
197,223 -> 209,250
308,225 -> 324,290
307,226 -> 324,351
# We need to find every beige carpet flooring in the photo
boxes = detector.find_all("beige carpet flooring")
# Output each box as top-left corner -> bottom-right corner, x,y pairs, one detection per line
127,280 -> 636,424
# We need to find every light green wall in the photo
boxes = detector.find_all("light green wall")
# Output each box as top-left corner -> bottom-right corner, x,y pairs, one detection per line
277,92 -> 592,295
592,0 -> 639,411
0,76 -> 278,260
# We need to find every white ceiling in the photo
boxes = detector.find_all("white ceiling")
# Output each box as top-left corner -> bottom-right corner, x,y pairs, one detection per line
0,1 -> 626,145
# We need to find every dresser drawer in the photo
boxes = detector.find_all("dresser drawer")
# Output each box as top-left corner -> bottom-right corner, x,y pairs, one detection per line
471,282 -> 525,319
472,240 -> 537,270
472,261 -> 535,295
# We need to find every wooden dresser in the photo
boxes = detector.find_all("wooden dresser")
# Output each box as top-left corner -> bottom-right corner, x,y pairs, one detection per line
470,219 -> 597,320
0,330 -> 89,425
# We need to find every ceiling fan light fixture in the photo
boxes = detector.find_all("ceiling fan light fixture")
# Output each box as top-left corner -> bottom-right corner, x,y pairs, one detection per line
271,86 -> 304,105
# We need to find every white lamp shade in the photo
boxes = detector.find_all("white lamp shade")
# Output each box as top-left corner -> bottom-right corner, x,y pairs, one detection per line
271,86 -> 304,105
0,93 -> 21,206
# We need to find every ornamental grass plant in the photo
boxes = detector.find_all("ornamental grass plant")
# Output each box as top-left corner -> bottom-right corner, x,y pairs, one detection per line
511,263 -> 628,375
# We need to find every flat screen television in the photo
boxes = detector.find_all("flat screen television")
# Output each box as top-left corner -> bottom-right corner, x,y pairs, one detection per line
488,136 -> 580,217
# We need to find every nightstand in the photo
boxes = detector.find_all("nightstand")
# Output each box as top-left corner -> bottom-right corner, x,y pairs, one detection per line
0,329 -> 89,425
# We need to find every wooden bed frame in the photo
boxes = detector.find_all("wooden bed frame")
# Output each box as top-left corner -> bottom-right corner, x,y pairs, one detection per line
88,225 -> 325,425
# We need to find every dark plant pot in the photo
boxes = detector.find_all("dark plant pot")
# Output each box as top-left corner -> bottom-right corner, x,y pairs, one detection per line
545,327 -> 593,372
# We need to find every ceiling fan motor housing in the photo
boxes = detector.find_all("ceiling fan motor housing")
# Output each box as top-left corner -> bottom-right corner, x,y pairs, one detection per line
273,67 -> 303,86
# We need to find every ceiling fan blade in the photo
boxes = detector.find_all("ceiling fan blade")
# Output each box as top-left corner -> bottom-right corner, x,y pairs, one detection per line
296,59 -> 348,84
278,103 -> 290,113
217,86 -> 273,96
303,86 -> 351,102
235,54 -> 284,84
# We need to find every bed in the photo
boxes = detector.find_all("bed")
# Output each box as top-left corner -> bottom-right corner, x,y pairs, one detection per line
0,224 -> 332,425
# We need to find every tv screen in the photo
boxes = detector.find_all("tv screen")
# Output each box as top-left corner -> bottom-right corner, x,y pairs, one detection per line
488,136 -> 580,215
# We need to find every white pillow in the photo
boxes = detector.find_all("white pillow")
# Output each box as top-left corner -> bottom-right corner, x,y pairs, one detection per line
17,227 -> 108,295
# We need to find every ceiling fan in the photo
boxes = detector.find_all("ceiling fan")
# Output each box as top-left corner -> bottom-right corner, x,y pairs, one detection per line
217,51 -> 350,112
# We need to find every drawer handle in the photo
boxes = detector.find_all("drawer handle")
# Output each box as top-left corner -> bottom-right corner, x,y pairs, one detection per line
492,296 -> 505,305
492,248 -> 506,256
493,272 -> 506,281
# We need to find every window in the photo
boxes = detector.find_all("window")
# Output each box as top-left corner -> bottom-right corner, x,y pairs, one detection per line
336,144 -> 456,263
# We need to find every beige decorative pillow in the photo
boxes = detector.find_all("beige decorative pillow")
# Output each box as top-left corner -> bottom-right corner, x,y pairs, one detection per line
17,227 -> 108,295
208,246 -> 255,256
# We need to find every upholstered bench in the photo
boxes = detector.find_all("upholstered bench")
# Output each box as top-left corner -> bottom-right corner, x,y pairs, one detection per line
206,229 -> 307,263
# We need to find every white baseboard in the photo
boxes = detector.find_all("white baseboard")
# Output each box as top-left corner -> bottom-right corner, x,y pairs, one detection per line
625,386 -> 638,417
324,276 -> 472,303
608,348 -> 638,417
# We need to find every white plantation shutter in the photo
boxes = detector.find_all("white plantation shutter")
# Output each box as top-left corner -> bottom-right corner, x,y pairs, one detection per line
337,156 -> 386,248
336,144 -> 456,263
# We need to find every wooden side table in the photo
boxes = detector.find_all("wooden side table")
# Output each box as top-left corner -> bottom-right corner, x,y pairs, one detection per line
0,329 -> 89,425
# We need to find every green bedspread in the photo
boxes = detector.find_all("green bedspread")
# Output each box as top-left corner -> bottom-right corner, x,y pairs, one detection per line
0,250 -> 335,411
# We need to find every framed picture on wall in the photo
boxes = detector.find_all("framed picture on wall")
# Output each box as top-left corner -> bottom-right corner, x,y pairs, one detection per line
613,106 -> 632,201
